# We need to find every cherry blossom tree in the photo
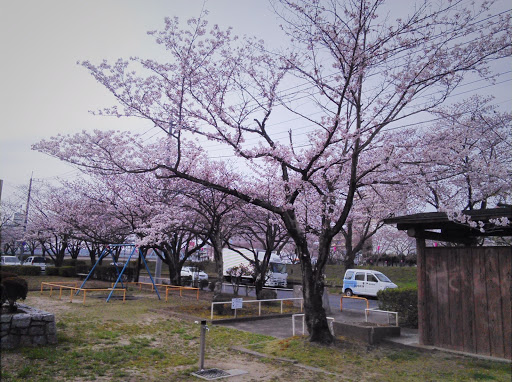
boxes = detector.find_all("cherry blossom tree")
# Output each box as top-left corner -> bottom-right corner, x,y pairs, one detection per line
34,1 -> 511,343
180,185 -> 245,293
229,204 -> 291,299
373,225 -> 416,259
406,95 -> 512,212
0,200 -> 22,255
137,180 -> 211,286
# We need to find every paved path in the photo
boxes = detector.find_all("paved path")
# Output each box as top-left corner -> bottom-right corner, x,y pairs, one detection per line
215,306 -> 396,339
220,284 -> 380,312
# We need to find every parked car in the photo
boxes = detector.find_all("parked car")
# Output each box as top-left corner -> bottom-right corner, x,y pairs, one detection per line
181,266 -> 208,281
342,269 -> 397,297
1,256 -> 21,266
23,256 -> 48,272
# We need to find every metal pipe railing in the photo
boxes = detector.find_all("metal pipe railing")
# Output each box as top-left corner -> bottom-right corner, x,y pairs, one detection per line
210,297 -> 303,320
365,308 -> 399,327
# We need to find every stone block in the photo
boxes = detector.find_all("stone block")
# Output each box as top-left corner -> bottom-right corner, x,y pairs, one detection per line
12,315 -> 31,328
47,322 -> 57,335
19,335 -> 32,346
333,322 -> 401,345
1,305 -> 57,349
33,336 -> 47,346
29,326 -> 45,336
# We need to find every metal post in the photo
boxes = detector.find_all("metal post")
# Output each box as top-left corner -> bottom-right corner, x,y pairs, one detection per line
199,320 -> 208,371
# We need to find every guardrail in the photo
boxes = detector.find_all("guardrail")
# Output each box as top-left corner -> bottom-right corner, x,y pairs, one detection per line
365,308 -> 399,327
211,297 -> 303,320
340,295 -> 369,311
292,314 -> 335,336
40,282 -> 126,304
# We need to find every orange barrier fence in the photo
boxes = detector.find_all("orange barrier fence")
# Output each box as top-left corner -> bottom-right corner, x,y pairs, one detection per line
40,282 -> 126,304
124,282 -> 200,301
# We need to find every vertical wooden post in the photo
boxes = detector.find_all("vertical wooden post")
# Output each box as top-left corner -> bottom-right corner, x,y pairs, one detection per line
416,236 -> 429,345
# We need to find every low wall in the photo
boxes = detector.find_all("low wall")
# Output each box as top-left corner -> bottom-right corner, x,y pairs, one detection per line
1,304 -> 57,349
333,321 -> 400,345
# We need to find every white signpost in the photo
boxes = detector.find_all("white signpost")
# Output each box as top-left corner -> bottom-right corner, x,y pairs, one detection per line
231,298 -> 243,317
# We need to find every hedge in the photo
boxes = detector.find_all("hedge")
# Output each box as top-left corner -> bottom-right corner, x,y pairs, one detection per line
58,266 -> 77,278
45,267 -> 60,276
377,287 -> 418,328
0,265 -> 42,276
89,265 -> 135,282
61,259 -> 87,267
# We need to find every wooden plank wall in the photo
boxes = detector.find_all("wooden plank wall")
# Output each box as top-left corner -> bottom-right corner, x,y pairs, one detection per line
421,246 -> 511,360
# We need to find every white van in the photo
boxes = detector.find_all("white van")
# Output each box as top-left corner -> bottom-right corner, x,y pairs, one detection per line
342,269 -> 397,297
23,256 -> 48,272
1,256 -> 21,266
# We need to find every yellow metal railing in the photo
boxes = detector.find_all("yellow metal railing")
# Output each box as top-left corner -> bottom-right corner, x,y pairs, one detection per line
124,282 -> 200,301
40,282 -> 126,304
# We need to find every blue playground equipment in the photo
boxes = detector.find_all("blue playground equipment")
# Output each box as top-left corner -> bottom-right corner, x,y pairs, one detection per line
78,244 -> 161,302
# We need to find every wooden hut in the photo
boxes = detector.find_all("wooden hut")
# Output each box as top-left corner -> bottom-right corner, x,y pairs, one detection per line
385,207 -> 511,360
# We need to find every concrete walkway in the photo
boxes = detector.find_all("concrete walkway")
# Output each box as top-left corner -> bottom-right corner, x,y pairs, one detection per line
215,308 -> 412,340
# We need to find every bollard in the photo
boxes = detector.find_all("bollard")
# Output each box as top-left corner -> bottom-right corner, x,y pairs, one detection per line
197,320 -> 209,371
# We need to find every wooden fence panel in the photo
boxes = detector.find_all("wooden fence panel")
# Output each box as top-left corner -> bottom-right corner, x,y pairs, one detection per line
422,246 -> 510,359
424,247 -> 438,346
498,248 -> 511,360
448,248 -> 463,350
472,248 -> 491,356
460,247 -> 476,354
436,250 -> 451,348
485,248 -> 505,358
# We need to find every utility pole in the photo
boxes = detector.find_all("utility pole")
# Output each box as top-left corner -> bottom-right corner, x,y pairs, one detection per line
23,173 -> 33,232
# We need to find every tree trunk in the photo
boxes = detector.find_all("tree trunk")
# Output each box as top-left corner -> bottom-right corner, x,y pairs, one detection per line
168,262 -> 180,286
254,275 -> 265,300
211,234 -> 224,295
301,258 -> 333,344
342,221 -> 355,270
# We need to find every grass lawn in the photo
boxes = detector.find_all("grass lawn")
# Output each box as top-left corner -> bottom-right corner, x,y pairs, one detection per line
1,275 -> 510,381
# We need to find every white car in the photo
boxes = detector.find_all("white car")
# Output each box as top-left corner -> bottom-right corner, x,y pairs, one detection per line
342,269 -> 397,297
1,256 -> 21,266
23,256 -> 48,271
181,266 -> 208,281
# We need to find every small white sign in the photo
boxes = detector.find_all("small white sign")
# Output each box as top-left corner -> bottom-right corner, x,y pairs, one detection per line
231,298 -> 243,309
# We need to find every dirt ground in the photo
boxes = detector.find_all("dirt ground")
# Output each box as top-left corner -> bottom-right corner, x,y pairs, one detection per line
3,293 -> 336,382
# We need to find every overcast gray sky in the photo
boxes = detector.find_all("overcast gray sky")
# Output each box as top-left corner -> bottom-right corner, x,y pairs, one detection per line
1,0 -> 510,204
0,0 -> 284,202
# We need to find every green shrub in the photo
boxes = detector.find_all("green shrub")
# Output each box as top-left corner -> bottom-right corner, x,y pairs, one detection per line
75,263 -> 90,274
62,259 -> 87,267
377,287 -> 418,328
45,267 -> 60,276
58,266 -> 77,277
259,289 -> 278,306
199,279 -> 209,290
91,265 -> 135,282
212,293 -> 233,315
1,276 -> 28,312
0,265 -> 41,276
